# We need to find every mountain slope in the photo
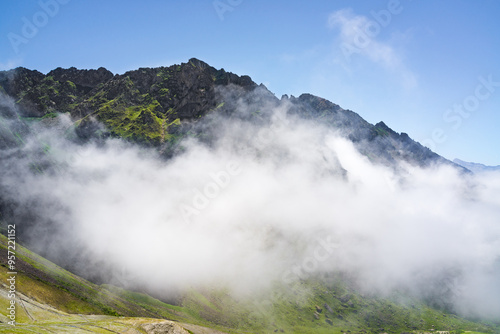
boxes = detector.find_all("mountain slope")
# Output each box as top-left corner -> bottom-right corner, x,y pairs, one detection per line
0,234 -> 233,333
0,58 -> 257,145
1,235 -> 497,334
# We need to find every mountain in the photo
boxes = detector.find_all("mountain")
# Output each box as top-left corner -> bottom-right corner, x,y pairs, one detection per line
453,159 -> 500,173
1,59 -> 498,333
0,58 -> 457,169
0,58 -> 468,282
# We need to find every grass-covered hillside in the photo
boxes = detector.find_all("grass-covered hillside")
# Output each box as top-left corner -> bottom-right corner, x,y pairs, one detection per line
1,234 -> 498,334
0,234 -> 230,333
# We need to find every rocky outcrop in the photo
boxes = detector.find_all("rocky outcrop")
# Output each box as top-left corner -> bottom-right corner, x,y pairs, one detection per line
141,321 -> 190,334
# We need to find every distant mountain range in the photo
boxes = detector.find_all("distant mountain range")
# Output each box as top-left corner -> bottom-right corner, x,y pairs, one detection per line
453,158 -> 500,173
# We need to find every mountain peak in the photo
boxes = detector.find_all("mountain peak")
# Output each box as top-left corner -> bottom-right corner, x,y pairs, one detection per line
47,66 -> 114,90
187,57 -> 211,69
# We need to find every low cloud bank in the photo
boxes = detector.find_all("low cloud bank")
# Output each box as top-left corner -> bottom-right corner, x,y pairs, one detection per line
1,94 -> 499,319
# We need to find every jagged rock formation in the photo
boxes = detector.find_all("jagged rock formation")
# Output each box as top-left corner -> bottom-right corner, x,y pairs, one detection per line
0,58 -> 257,144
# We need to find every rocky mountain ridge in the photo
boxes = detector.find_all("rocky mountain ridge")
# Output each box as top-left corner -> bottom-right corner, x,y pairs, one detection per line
0,58 -> 456,169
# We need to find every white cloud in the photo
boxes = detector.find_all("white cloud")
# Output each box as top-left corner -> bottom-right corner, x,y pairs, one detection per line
328,8 -> 417,89
2,94 -> 499,319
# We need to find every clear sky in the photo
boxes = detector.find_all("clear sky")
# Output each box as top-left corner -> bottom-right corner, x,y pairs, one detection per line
1,0 -> 499,165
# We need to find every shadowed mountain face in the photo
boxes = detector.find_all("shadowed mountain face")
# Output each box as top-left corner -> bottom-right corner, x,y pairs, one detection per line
1,58 -> 452,168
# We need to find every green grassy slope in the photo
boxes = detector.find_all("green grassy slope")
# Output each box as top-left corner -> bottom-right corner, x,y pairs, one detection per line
0,234 -> 232,333
179,278 -> 499,334
0,235 -> 498,334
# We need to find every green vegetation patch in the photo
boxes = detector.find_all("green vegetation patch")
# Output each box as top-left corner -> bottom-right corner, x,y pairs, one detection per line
375,126 -> 390,137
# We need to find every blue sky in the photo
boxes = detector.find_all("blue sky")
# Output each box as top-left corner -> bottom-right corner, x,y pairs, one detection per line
1,0 -> 499,165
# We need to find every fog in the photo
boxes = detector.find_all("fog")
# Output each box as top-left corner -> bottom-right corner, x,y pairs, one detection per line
1,93 -> 499,320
